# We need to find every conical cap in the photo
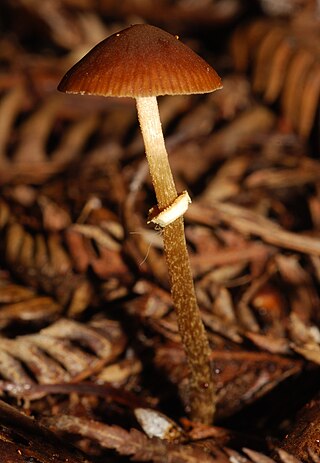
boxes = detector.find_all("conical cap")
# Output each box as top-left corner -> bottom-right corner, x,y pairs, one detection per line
58,24 -> 222,98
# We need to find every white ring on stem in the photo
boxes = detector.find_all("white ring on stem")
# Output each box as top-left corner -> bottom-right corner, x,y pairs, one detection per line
147,191 -> 192,228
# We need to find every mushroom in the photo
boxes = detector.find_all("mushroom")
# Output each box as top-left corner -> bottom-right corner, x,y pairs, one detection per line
58,24 -> 222,424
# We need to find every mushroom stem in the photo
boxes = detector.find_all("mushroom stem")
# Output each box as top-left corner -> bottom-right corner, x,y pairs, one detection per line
136,96 -> 176,209
136,96 -> 215,424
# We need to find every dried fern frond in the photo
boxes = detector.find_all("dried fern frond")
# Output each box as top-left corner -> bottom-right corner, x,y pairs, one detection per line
0,84 -> 100,185
1,220 -> 93,315
0,196 -> 132,314
230,7 -> 320,137
44,414 -> 223,463
43,412 -> 317,463
259,0 -> 314,17
0,293 -> 62,329
2,0 -> 242,54
2,0 -> 111,50
0,317 -> 126,396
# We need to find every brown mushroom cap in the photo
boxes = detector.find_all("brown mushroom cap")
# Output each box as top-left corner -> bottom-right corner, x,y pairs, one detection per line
58,24 -> 222,98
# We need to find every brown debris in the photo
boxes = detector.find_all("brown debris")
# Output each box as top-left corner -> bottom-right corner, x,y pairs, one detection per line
43,413 -> 228,463
0,2 -> 319,462
188,201 -> 320,256
155,344 -> 302,420
0,399 -> 91,463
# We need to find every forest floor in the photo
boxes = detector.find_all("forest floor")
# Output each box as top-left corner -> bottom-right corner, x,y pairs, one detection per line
0,1 -> 319,462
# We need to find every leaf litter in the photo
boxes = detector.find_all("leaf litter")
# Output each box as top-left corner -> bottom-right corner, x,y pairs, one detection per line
0,0 -> 319,462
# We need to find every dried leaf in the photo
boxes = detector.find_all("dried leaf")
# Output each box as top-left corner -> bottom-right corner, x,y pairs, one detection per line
44,414 -> 222,463
155,344 -> 302,419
